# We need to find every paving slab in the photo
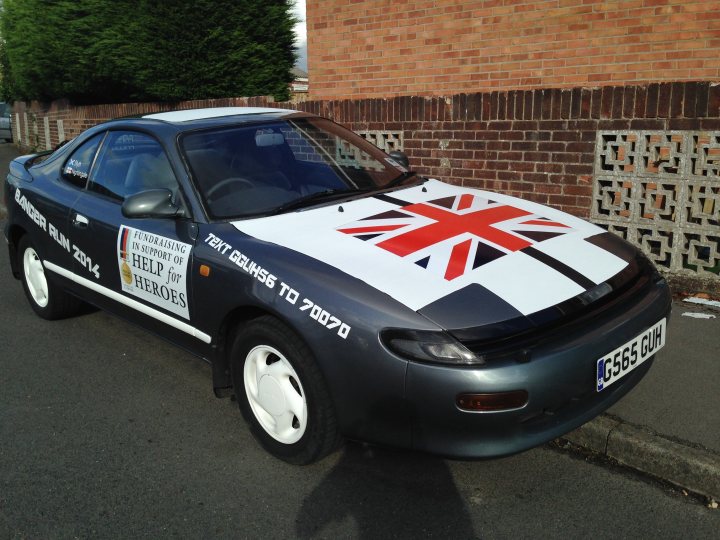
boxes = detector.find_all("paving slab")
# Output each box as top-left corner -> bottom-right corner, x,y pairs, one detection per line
607,300 -> 720,454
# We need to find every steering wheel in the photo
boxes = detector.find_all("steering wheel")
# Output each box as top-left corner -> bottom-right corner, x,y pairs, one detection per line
206,177 -> 254,201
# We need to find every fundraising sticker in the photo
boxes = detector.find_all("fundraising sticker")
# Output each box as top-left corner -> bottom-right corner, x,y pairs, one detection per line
117,226 -> 191,319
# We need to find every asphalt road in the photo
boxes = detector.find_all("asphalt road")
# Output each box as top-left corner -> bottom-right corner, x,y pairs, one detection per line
1,141 -> 719,538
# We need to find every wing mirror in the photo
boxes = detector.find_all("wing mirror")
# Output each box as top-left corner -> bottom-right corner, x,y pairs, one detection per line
388,151 -> 410,170
122,189 -> 185,219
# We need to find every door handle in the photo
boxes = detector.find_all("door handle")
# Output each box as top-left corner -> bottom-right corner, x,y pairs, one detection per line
72,214 -> 89,228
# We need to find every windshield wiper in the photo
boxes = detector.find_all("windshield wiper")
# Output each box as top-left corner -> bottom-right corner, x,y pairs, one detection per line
384,171 -> 418,189
271,188 -> 370,215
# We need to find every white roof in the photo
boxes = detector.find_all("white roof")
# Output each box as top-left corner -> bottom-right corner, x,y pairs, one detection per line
143,107 -> 293,122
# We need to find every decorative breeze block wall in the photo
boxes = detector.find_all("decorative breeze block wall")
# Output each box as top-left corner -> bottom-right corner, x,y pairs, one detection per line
592,131 -> 720,276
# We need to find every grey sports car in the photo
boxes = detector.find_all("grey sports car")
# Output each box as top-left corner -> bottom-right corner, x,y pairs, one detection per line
4,107 -> 670,464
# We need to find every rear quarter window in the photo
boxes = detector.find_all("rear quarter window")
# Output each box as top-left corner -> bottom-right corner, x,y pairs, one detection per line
61,133 -> 104,189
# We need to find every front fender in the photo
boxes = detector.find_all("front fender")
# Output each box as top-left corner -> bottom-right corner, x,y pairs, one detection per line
192,223 -> 440,447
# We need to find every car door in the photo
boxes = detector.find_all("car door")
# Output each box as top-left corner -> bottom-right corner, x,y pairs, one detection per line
20,133 -> 105,293
69,129 -> 203,348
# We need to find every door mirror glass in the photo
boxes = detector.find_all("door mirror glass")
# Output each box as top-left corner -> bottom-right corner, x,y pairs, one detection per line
121,189 -> 183,219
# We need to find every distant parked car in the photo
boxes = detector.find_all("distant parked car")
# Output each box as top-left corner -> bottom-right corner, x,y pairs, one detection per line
0,102 -> 13,142
3,107 -> 671,464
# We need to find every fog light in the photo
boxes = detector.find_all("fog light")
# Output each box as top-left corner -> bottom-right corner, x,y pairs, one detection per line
456,391 -> 528,412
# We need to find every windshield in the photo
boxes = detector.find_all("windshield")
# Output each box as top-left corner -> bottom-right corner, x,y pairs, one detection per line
181,117 -> 411,219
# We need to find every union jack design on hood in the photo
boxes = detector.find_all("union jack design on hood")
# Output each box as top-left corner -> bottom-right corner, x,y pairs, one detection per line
232,180 -> 629,316
337,193 -> 574,281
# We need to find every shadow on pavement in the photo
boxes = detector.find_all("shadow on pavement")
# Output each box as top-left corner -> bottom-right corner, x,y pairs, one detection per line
296,441 -> 476,538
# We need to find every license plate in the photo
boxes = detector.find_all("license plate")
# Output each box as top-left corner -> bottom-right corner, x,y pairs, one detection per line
596,318 -> 666,392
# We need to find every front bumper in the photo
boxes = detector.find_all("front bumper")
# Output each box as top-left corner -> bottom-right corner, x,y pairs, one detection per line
405,276 -> 671,459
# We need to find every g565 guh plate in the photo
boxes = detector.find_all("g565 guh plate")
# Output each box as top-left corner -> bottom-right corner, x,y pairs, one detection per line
597,318 -> 666,392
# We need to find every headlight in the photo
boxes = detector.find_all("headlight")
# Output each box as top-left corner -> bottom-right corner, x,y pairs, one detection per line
380,329 -> 483,365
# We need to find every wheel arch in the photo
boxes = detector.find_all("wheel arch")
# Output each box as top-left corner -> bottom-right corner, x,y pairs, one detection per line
6,223 -> 27,279
211,303 -> 311,398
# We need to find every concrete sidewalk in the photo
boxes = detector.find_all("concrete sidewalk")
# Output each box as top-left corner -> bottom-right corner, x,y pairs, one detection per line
561,298 -> 720,502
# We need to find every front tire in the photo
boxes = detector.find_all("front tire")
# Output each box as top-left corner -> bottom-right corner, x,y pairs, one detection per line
18,235 -> 81,320
230,316 -> 340,464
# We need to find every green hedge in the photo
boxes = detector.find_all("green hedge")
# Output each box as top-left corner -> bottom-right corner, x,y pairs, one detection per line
0,0 -> 296,103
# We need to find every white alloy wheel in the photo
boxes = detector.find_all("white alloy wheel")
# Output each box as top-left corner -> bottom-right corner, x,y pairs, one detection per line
243,344 -> 308,444
23,246 -> 49,308
231,316 -> 340,464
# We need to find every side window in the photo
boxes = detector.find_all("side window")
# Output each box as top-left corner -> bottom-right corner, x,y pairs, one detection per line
89,131 -> 178,202
61,133 -> 104,189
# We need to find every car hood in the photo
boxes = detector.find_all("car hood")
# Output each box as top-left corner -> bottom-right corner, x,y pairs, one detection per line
231,180 -> 641,336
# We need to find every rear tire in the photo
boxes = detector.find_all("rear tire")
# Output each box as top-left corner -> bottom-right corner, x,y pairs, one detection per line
230,315 -> 340,464
18,235 -> 81,320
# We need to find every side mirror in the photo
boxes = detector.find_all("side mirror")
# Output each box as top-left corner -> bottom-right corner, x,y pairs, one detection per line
54,139 -> 70,151
122,189 -> 184,219
388,151 -> 410,170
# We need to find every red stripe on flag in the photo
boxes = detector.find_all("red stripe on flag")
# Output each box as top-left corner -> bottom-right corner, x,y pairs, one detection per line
120,227 -> 130,259
457,194 -> 474,211
444,238 -> 472,280
377,203 -> 533,256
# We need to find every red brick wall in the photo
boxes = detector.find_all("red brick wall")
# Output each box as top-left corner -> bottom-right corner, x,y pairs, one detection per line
11,96 -> 283,149
313,82 -> 720,218
307,0 -> 720,100
13,81 -> 720,220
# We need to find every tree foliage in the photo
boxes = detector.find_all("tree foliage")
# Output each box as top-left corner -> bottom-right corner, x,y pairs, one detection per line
0,0 -> 296,103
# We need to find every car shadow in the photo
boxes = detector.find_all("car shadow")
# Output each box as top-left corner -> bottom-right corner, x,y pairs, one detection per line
295,441 -> 476,538
75,301 -> 101,317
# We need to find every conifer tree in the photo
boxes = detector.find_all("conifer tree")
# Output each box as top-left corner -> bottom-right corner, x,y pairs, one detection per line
0,0 -> 296,103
